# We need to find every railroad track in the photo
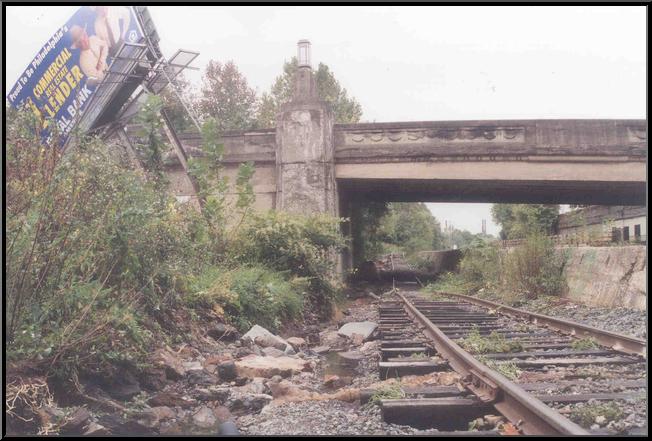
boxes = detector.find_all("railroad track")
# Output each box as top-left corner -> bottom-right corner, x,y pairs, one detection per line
370,284 -> 647,436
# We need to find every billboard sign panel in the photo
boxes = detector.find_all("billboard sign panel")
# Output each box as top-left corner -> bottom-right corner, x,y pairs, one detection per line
6,6 -> 144,145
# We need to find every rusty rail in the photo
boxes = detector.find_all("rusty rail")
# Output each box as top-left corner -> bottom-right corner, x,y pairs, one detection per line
397,292 -> 589,435
437,292 -> 646,357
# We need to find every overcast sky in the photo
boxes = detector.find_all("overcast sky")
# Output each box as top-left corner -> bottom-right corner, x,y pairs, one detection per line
5,6 -> 646,236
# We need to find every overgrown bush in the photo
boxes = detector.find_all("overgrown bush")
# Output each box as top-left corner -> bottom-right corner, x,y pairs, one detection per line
458,242 -> 501,291
6,106 -> 199,375
230,211 -> 345,318
185,265 -> 308,332
503,232 -> 567,299
6,99 -> 346,383
426,231 -> 567,302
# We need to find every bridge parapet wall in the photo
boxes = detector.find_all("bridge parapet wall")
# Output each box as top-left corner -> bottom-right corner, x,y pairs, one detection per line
333,119 -> 646,163
177,128 -> 276,164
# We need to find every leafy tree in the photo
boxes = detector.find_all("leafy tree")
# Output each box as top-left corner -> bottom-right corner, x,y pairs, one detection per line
256,57 -> 363,127
380,203 -> 444,254
350,201 -> 390,265
134,95 -> 169,196
351,202 -> 444,265
491,204 -> 560,239
160,73 -> 197,133
198,60 -> 258,132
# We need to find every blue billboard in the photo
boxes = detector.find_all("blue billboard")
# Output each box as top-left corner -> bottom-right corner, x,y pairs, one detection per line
6,6 -> 144,145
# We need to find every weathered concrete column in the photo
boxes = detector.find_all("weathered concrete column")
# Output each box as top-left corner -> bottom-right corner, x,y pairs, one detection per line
275,41 -> 338,217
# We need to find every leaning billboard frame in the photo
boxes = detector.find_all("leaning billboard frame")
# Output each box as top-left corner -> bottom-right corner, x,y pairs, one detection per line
6,6 -> 148,146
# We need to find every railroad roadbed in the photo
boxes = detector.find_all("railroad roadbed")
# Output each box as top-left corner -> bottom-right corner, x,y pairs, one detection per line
371,284 -> 647,435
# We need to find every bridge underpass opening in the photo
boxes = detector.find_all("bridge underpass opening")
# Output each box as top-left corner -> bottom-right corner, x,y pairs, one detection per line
337,178 -> 645,206
337,183 -> 646,276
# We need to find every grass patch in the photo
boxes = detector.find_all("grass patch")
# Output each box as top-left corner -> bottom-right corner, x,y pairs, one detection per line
421,288 -> 453,302
571,337 -> 599,351
459,328 -> 523,354
476,355 -> 522,381
185,265 -> 309,333
423,273 -> 472,295
366,382 -> 406,407
570,402 -> 623,427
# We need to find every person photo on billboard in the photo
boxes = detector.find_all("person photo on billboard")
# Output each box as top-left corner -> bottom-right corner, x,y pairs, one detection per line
93,6 -> 132,57
69,23 -> 108,86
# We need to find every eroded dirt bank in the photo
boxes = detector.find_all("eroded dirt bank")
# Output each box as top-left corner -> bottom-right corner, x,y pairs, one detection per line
6,285 -> 449,435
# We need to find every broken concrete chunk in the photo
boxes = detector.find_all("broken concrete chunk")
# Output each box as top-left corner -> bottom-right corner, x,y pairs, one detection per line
147,392 -> 195,409
193,386 -> 231,403
192,406 -> 218,429
235,354 -> 311,378
182,361 -> 204,372
83,422 -> 110,436
286,337 -> 306,349
253,335 -> 287,351
227,392 -> 273,414
337,321 -> 377,341
319,330 -> 347,349
312,345 -> 331,355
336,351 -> 365,368
152,348 -> 185,380
243,325 -> 289,351
261,347 -> 285,358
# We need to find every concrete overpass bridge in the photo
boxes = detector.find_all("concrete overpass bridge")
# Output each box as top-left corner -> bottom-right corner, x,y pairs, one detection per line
169,118 -> 646,208
161,42 -> 646,270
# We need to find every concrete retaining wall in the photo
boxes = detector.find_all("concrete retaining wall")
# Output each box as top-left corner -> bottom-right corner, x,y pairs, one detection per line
560,245 -> 646,310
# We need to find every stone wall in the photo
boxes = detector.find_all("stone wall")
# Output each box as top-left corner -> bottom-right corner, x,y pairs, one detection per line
560,245 -> 646,310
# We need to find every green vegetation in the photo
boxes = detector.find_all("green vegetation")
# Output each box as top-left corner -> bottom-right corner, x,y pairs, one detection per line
476,356 -> 522,381
457,242 -> 502,292
198,61 -> 259,132
503,232 -> 568,299
366,382 -> 406,407
491,204 -> 560,240
422,288 -> 455,301
570,402 -> 623,427
352,202 -> 455,265
422,274 -> 468,295
256,57 -> 363,127
378,203 -> 445,256
172,57 -> 363,132
185,266 -> 308,332
459,328 -> 523,354
426,230 -> 567,303
5,101 -> 344,381
350,201 -> 390,265
571,337 -> 599,351
230,210 -> 345,318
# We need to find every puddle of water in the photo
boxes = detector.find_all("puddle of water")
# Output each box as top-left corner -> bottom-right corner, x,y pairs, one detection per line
169,420 -> 219,436
322,352 -> 356,384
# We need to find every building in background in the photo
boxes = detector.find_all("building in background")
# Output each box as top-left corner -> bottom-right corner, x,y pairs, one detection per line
557,206 -> 646,243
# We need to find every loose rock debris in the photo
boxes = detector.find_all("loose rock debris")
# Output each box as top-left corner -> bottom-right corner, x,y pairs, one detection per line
4,292 -> 407,435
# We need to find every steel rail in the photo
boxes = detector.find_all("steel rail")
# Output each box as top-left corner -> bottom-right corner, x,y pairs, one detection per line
398,292 -> 589,435
438,292 -> 646,357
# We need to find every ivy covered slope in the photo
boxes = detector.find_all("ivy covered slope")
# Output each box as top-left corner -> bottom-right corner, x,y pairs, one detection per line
5,101 -> 344,393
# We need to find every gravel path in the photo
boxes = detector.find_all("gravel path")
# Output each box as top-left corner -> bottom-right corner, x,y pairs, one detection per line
516,297 -> 647,339
474,291 -> 647,339
237,400 -> 441,435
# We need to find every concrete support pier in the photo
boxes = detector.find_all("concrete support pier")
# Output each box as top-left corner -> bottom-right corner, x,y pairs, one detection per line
275,40 -> 338,217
